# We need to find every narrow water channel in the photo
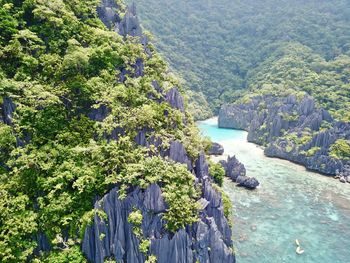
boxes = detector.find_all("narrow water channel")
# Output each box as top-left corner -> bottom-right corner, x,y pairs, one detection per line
198,118 -> 350,263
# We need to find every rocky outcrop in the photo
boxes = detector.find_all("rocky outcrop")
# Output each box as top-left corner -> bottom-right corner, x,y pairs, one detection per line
1,96 -> 16,125
165,88 -> 185,112
84,74 -> 234,262
208,142 -> 224,156
88,105 -> 111,122
236,176 -> 260,189
98,0 -> 148,83
118,3 -> 143,38
0,97 -> 30,147
98,1 -> 143,38
82,3 -> 236,262
82,152 -> 235,263
220,156 -> 246,181
219,94 -> 350,182
336,164 -> 350,183
220,156 -> 259,189
97,0 -> 120,30
167,140 -> 193,169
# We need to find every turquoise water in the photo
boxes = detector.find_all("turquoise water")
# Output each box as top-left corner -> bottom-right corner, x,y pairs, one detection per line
198,118 -> 350,263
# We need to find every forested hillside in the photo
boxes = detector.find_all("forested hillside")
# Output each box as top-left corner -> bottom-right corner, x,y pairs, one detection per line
133,0 -> 350,119
0,0 -> 234,262
245,43 -> 350,121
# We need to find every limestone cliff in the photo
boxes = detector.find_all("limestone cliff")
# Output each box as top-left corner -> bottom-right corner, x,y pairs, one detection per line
0,0 -> 236,261
79,2 -> 236,262
219,94 -> 350,183
82,152 -> 235,263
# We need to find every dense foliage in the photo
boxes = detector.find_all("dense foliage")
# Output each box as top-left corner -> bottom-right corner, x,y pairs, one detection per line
209,161 -> 225,186
241,43 -> 350,121
329,139 -> 350,160
121,156 -> 199,232
0,0 -> 205,261
132,0 -> 350,119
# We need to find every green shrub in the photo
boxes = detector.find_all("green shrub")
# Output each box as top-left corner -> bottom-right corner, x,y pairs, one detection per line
329,139 -> 350,159
209,162 -> 225,186
128,209 -> 143,238
120,157 -> 199,232
139,239 -> 151,254
40,245 -> 87,263
305,147 -> 321,157
128,209 -> 143,226
145,255 -> 157,263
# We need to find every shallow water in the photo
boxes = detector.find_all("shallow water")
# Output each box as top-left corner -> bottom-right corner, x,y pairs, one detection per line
198,118 -> 350,263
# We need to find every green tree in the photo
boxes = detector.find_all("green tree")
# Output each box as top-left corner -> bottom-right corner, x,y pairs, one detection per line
330,139 -> 350,160
209,162 -> 225,186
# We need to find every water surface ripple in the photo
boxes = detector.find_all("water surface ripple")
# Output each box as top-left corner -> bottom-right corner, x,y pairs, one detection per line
198,118 -> 350,263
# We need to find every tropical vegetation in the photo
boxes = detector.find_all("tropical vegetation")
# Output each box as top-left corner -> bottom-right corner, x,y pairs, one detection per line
0,0 -> 209,261
133,0 -> 350,120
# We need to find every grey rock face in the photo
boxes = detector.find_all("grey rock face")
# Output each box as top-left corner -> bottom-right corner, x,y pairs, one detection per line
33,233 -> 51,255
220,155 -> 259,189
88,105 -> 110,122
82,152 -> 235,263
0,97 -> 30,147
1,97 -> 16,125
134,58 -> 144,77
98,1 -> 147,83
147,80 -> 165,102
118,3 -> 143,37
338,164 -> 350,183
208,142 -> 224,155
168,139 -> 187,159
219,94 -> 350,179
82,2 -> 236,263
220,155 -> 246,181
118,57 -> 144,82
236,176 -> 260,189
97,0 -> 120,30
219,103 -> 252,131
195,152 -> 209,180
144,184 -> 167,213
341,165 -> 350,177
134,127 -> 153,147
82,187 -> 146,263
150,229 -> 193,263
165,88 -> 185,112
98,1 -> 143,39
168,140 -> 193,170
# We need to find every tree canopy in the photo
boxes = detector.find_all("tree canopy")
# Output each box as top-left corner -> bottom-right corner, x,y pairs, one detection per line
0,0 -> 205,261
133,0 -> 350,119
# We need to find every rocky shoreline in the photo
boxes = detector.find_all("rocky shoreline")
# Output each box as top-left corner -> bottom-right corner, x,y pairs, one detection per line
207,141 -> 260,190
219,94 -> 350,184
208,142 -> 225,156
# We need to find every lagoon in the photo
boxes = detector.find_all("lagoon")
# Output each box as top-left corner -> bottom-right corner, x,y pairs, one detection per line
198,118 -> 350,263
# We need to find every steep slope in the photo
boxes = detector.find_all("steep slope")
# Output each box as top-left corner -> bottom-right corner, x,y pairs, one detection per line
219,95 -> 350,180
0,0 -> 234,262
219,43 -> 350,183
132,0 -> 350,178
130,0 -> 350,117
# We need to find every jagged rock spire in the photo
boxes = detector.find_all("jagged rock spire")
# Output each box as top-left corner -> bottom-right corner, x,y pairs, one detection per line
97,0 -> 120,30
118,2 -> 143,37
